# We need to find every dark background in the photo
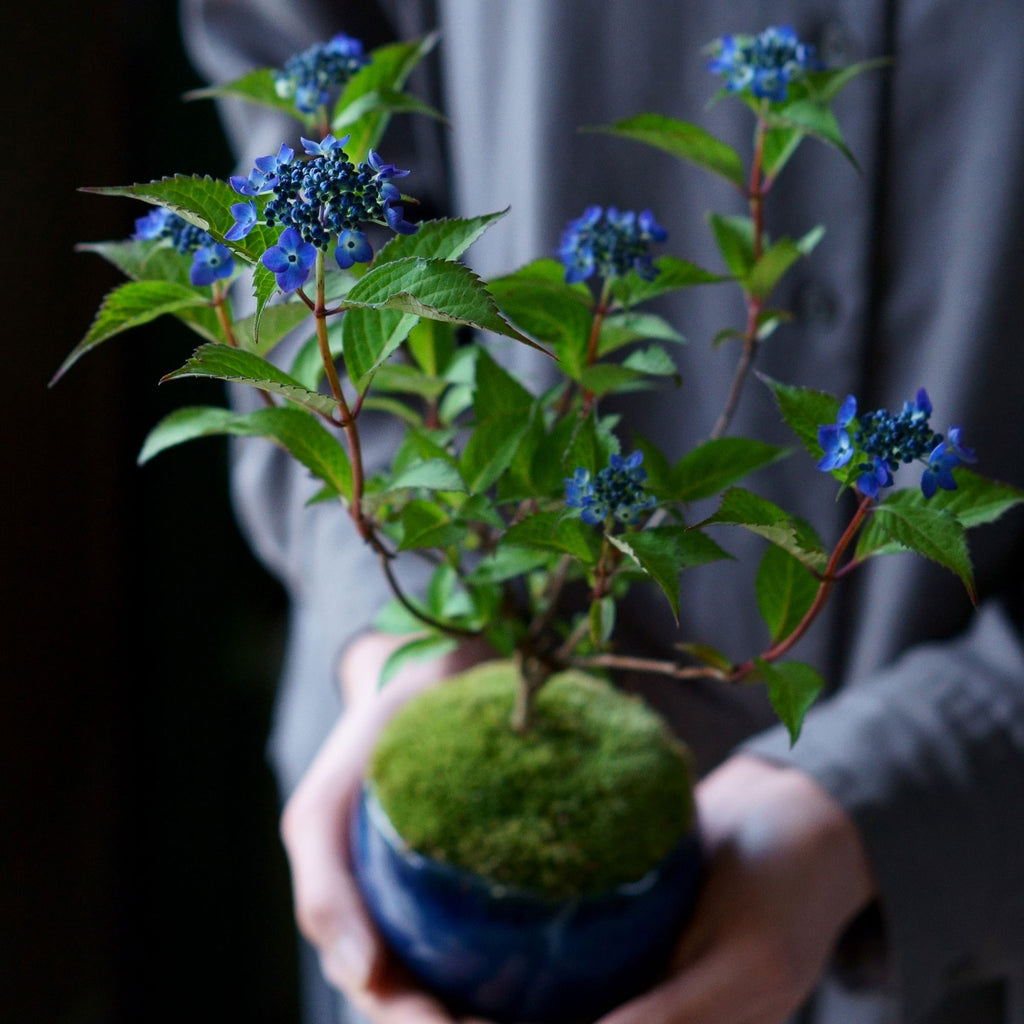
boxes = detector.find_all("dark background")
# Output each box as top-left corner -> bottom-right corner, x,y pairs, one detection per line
5,3 -> 300,1021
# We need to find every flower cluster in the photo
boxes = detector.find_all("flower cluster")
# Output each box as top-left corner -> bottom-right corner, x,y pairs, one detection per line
227,135 -> 417,293
556,205 -> 667,285
565,452 -> 657,527
817,389 -> 977,499
132,208 -> 234,287
707,25 -> 818,102
273,33 -> 369,114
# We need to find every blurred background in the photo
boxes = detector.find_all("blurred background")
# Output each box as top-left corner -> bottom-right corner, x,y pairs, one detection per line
4,2 -> 300,1020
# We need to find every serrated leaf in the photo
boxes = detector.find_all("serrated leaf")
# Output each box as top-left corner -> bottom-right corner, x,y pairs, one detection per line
671,438 -> 790,502
473,347 -> 535,415
53,280 -> 210,383
139,404 -> 352,500
85,176 -> 244,246
756,545 -> 820,643
760,375 -> 842,458
588,113 -> 746,188
607,531 -> 683,621
870,502 -> 976,600
374,210 -> 508,265
756,658 -> 826,745
162,343 -> 341,417
341,257 -> 544,350
407,318 -> 455,378
700,487 -> 828,572
747,237 -> 803,299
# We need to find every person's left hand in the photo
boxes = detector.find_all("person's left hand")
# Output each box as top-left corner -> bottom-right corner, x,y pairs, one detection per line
595,753 -> 878,1024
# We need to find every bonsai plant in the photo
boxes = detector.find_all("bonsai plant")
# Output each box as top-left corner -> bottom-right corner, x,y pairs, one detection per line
55,23 -> 1023,1024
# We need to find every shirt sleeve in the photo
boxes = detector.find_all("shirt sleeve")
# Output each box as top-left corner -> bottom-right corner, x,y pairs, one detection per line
743,600 -> 1024,1023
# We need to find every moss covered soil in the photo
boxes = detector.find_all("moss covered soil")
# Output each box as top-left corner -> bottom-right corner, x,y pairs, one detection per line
368,660 -> 695,900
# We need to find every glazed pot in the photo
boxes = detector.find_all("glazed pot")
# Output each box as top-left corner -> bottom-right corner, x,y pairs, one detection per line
350,787 -> 703,1024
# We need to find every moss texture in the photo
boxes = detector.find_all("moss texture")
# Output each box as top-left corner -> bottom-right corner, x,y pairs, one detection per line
368,660 -> 695,900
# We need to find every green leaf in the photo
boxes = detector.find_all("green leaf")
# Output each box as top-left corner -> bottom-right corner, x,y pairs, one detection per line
396,501 -> 466,551
335,34 -> 440,157
607,531 -> 684,621
406,318 -> 455,378
341,257 -> 545,350
460,414 -> 533,492
231,300 -> 311,354
138,405 -> 353,500
473,347 -> 536,415
866,500 -> 976,599
700,487 -> 828,573
379,633 -> 459,689
708,213 -> 757,279
162,343 -> 341,418
588,113 -> 746,188
85,176 -> 247,248
747,237 -> 803,299
332,86 -> 446,134
756,659 -> 826,745
53,280 -> 210,383
760,375 -> 842,459
467,545 -> 553,584
374,210 -> 509,264
808,57 -> 893,103
184,68 -> 300,122
598,311 -> 686,356
756,545 -> 820,643
384,459 -> 468,494
670,438 -> 791,502
610,255 -> 727,308
343,307 -> 421,389
768,99 -> 857,170
501,512 -> 601,564
589,597 -> 617,647
488,260 -> 593,376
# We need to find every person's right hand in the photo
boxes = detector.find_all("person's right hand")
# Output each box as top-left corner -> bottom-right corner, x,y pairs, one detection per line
279,631 -> 494,1024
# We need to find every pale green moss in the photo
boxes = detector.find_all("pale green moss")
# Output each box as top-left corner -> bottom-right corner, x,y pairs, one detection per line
368,660 -> 694,900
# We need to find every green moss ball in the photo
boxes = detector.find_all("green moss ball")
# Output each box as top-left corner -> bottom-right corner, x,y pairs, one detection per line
367,660 -> 695,900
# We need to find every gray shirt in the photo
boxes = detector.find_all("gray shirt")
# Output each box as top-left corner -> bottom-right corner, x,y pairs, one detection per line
181,2 -> 1024,1022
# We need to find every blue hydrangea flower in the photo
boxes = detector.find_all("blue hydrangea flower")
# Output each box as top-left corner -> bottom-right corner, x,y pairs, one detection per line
334,228 -> 373,269
261,227 -> 317,293
816,388 -> 977,499
226,137 -> 418,286
817,395 -> 857,471
557,205 -> 667,284
920,442 -> 960,499
190,243 -> 235,286
565,451 -> 657,527
273,33 -> 370,114
225,200 -> 259,242
707,25 -> 818,102
132,207 -> 236,285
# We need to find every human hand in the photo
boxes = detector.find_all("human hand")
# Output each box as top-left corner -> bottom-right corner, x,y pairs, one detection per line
596,753 -> 878,1024
279,631 -> 494,1024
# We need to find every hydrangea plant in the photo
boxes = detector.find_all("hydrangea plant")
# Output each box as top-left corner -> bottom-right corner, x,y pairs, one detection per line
56,26 -> 1023,745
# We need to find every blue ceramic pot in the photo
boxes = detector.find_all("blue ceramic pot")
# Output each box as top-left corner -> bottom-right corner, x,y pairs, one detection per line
350,788 -> 703,1024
